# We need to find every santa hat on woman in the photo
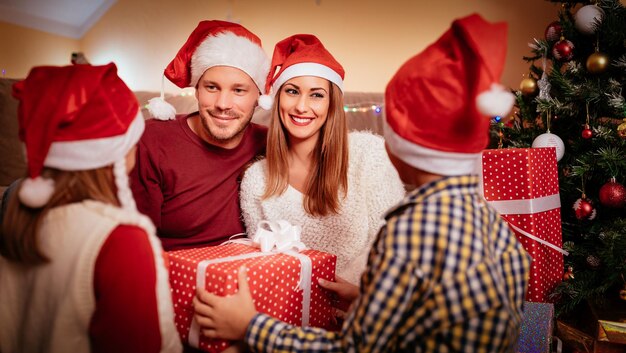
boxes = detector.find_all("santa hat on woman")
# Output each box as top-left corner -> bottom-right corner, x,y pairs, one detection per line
147,20 -> 271,120
384,13 -> 515,176
13,63 -> 144,209
257,34 -> 344,110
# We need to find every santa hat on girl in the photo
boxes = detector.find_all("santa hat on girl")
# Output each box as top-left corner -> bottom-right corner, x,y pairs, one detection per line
12,63 -> 144,209
384,13 -> 515,175
257,34 -> 344,110
147,20 -> 271,120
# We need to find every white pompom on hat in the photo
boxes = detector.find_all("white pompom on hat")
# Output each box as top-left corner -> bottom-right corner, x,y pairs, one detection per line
147,20 -> 271,119
12,63 -> 144,209
384,13 -> 515,176
259,34 -> 345,110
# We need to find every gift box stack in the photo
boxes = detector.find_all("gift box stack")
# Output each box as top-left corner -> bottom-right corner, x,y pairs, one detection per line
556,297 -> 626,353
168,243 -> 339,352
481,147 -> 565,302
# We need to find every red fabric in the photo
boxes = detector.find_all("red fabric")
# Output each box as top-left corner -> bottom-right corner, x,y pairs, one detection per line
130,114 -> 267,251
164,20 -> 263,88
12,63 -> 138,179
90,225 -> 161,353
265,34 -> 344,94
481,148 -> 564,302
384,13 -> 508,154
168,244 -> 338,352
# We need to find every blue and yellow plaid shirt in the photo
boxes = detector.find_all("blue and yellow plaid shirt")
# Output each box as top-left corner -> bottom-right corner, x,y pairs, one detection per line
245,175 -> 531,352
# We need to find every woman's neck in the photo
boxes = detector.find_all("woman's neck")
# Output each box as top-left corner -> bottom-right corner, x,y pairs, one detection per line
287,136 -> 318,193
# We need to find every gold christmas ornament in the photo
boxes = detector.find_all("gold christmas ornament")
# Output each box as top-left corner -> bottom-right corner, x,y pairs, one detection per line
618,118 -> 626,139
520,77 -> 538,96
586,52 -> 609,74
620,288 -> 626,301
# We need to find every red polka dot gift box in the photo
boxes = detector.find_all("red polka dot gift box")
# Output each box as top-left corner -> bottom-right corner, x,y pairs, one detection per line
481,147 -> 565,303
168,243 -> 339,352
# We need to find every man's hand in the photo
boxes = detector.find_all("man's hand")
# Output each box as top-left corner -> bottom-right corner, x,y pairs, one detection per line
193,266 -> 257,340
318,276 -> 359,318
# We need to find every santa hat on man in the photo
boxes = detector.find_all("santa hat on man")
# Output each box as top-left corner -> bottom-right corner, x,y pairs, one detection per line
147,20 -> 271,120
384,13 -> 515,176
257,34 -> 344,110
13,63 -> 144,209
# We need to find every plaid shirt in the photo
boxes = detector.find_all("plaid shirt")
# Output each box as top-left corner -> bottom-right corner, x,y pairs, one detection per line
245,175 -> 531,353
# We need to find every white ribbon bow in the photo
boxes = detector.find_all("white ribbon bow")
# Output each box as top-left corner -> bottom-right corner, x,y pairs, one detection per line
252,220 -> 306,253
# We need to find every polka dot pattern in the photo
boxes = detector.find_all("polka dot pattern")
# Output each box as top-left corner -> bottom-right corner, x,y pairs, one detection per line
482,148 -> 564,303
167,244 -> 339,352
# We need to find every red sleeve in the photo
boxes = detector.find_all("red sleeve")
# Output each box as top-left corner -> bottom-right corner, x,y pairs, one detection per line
130,140 -> 163,228
90,225 -> 162,353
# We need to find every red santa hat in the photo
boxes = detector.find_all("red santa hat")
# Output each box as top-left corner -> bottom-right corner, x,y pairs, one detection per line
257,34 -> 344,110
384,13 -> 515,176
147,20 -> 271,120
12,63 -> 144,209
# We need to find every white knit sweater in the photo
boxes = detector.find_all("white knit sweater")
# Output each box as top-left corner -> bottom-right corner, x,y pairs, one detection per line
240,131 -> 406,284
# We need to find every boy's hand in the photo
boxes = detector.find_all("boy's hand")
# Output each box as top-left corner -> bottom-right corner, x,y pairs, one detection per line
193,266 -> 257,340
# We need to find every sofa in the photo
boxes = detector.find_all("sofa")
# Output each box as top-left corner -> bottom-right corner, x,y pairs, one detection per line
0,77 -> 385,200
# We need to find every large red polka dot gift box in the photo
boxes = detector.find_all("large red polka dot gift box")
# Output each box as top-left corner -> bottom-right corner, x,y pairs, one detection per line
481,147 -> 566,303
168,240 -> 339,352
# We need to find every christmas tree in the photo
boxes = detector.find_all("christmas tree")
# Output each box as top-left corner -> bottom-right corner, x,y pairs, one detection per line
492,0 -> 626,315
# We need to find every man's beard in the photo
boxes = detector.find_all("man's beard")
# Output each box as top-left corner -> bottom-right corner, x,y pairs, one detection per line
200,108 -> 254,143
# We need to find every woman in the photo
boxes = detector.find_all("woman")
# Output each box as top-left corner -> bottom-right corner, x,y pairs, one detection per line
0,64 -> 181,353
241,34 -> 405,284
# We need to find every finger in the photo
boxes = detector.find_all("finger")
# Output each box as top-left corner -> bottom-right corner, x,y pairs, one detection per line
202,328 -> 218,339
193,296 -> 213,316
318,278 -> 340,292
237,266 -> 250,294
195,314 -> 215,328
334,275 -> 350,284
335,308 -> 347,319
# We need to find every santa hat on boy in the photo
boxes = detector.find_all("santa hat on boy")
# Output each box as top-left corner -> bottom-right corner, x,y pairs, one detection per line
147,20 -> 271,120
384,13 -> 515,175
257,34 -> 344,110
13,63 -> 144,209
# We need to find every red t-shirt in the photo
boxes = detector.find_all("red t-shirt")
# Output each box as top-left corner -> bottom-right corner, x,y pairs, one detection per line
130,114 -> 267,250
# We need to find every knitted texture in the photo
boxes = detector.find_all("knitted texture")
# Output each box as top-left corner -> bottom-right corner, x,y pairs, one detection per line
240,131 -> 405,284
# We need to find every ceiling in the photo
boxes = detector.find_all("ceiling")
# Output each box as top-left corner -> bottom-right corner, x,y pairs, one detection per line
0,0 -> 116,39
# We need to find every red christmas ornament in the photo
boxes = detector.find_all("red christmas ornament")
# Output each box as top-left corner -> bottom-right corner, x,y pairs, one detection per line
545,21 -> 562,42
599,178 -> 626,208
552,38 -> 575,61
573,197 -> 596,220
582,124 -> 593,139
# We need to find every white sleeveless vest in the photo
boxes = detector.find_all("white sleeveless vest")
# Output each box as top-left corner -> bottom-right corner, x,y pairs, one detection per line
0,200 -> 181,353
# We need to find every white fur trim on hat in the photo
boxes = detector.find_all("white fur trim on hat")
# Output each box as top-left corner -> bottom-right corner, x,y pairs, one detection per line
191,31 -> 270,91
271,62 -> 344,95
258,94 -> 273,110
147,97 -> 176,120
476,83 -> 515,117
44,112 -> 144,171
383,119 -> 481,176
18,176 -> 55,208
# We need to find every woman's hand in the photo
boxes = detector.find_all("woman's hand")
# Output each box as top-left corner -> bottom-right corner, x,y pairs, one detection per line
193,266 -> 257,340
318,275 -> 359,318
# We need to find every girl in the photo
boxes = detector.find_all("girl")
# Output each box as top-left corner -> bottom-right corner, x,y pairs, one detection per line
0,64 -> 181,353
240,34 -> 405,284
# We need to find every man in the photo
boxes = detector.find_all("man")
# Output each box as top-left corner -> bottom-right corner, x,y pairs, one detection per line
193,14 -> 531,352
130,20 -> 270,251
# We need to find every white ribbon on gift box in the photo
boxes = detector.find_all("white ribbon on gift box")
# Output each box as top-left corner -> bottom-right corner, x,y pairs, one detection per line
188,220 -> 312,348
479,152 -> 569,256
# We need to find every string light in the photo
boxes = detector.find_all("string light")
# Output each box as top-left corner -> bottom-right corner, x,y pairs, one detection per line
343,102 -> 384,114
1,69 -> 5,76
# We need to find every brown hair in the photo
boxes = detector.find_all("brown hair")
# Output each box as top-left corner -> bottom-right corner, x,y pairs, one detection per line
0,167 -> 119,265
262,82 -> 349,216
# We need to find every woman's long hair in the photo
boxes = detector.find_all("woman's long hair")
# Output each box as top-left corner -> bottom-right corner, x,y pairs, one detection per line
262,82 -> 349,217
0,167 -> 118,265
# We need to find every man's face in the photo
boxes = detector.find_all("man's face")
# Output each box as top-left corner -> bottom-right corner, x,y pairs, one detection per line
194,66 -> 259,148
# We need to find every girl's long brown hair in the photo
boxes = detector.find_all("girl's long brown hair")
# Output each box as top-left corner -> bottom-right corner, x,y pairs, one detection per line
262,82 -> 349,217
0,167 -> 118,265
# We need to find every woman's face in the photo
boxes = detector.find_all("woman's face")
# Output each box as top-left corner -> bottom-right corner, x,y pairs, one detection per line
278,76 -> 330,144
